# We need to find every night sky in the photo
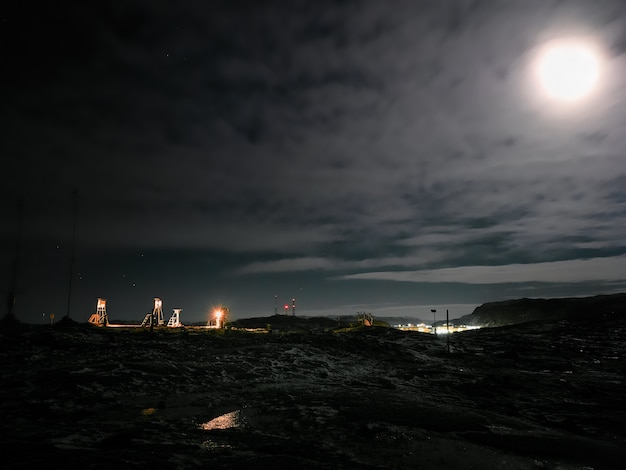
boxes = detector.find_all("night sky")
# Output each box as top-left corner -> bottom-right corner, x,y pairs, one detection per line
2,1 -> 626,324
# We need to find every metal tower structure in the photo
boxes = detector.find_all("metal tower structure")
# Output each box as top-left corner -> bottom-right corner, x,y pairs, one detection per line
66,189 -> 78,319
167,308 -> 182,327
88,298 -> 108,326
6,198 -> 23,318
141,297 -> 165,327
153,297 -> 165,325
292,298 -> 296,316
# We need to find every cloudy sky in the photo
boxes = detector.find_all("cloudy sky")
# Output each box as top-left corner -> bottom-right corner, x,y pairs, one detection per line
2,0 -> 626,324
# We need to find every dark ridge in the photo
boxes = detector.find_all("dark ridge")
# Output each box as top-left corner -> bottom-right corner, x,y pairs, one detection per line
455,293 -> 626,328
54,315 -> 84,328
229,314 -> 340,331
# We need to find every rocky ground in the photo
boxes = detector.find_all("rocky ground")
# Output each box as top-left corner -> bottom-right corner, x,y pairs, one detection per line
1,315 -> 624,469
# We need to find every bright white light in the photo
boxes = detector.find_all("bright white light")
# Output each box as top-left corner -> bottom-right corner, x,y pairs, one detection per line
536,39 -> 601,101
213,308 -> 223,328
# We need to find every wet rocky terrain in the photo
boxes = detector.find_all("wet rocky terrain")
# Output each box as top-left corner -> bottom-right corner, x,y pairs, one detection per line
1,315 -> 624,469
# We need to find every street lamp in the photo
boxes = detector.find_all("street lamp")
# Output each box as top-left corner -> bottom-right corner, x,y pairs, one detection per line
431,309 -> 436,335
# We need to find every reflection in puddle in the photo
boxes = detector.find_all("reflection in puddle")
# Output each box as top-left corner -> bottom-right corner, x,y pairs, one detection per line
201,439 -> 233,453
199,410 -> 243,430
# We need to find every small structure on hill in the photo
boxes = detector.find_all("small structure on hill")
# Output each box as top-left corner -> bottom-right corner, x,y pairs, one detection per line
357,312 -> 373,326
88,298 -> 109,326
279,297 -> 296,316
167,308 -> 183,327
141,297 -> 166,327
208,306 -> 228,328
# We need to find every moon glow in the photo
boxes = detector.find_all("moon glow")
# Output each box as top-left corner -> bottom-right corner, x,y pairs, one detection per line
536,39 -> 600,101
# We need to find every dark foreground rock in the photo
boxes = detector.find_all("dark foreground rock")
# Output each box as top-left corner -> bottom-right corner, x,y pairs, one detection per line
1,319 -> 625,469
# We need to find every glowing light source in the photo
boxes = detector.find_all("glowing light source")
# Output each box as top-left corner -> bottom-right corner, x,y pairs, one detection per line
213,308 -> 224,328
535,38 -> 601,101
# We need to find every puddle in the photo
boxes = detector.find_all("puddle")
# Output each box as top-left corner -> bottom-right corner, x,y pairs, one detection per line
141,407 -> 157,416
199,410 -> 244,430
201,439 -> 233,453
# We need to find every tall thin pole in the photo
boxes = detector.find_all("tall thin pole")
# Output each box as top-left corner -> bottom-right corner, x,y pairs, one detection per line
66,189 -> 78,319
7,198 -> 24,317
431,309 -> 436,334
446,309 -> 450,353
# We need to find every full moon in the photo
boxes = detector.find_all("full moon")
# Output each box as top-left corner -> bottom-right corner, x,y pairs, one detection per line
536,39 -> 601,101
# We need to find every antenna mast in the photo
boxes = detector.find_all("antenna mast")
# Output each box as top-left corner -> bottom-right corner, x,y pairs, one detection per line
65,189 -> 78,319
7,198 -> 24,318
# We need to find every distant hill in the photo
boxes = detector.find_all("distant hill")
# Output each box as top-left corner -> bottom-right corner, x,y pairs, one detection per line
370,316 -> 426,326
319,315 -> 424,327
454,293 -> 626,328
228,314 -> 402,330
229,314 -> 338,331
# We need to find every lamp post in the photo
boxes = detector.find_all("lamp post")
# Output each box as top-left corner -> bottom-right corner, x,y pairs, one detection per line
431,309 -> 436,334
446,309 -> 450,353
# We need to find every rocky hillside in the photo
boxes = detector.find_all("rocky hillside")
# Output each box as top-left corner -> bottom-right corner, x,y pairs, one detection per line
1,316 -> 625,469
456,293 -> 626,328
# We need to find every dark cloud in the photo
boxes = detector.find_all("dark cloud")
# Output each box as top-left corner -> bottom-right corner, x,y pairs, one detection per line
2,0 -> 626,322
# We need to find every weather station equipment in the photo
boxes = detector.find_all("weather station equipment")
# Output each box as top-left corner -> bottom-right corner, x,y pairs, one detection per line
141,297 -> 165,327
356,312 -> 373,326
281,298 -> 296,316
167,308 -> 183,327
88,298 -> 109,326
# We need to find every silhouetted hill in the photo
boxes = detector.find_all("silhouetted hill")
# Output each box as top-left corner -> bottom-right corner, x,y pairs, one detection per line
380,316 -> 426,326
455,293 -> 626,328
229,314 -> 395,330
229,314 -> 338,331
